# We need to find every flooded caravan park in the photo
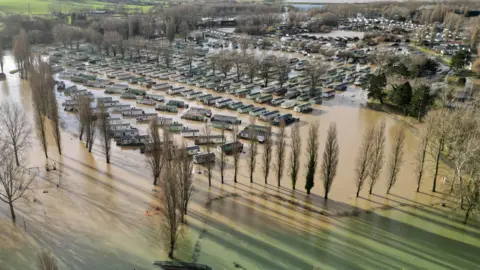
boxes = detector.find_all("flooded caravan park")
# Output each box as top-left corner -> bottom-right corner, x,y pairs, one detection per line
1,53 -> 480,270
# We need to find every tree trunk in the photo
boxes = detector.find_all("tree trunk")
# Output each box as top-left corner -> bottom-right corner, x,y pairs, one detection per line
79,126 -> 84,140
234,168 -> 237,183
306,189 -> 310,194
106,152 -> 110,164
369,185 -> 373,194
153,175 -> 158,186
433,143 -> 441,192
14,147 -> 20,166
9,201 -> 16,222
464,207 -> 471,224
250,170 -> 253,183
88,141 -> 93,153
356,188 -> 360,197
169,240 -> 175,258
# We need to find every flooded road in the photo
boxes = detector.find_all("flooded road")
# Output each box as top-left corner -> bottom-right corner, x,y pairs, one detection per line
1,53 -> 479,270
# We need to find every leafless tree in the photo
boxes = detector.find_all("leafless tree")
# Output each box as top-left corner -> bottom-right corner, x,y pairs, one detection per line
262,124 -> 273,184
96,101 -> 111,163
247,117 -> 258,183
0,101 -> 31,166
160,156 -> 182,259
218,51 -> 233,79
386,129 -> 405,194
178,141 -> 194,222
275,120 -> 286,187
321,123 -> 339,201
276,57 -> 290,88
428,110 -> 452,192
368,121 -> 386,194
355,126 -> 375,197
246,56 -> 259,84
85,28 -> 103,53
104,31 -> 122,56
415,122 -> 432,192
46,73 -> 61,155
289,122 -> 301,190
231,52 -> 243,81
161,43 -> 173,68
185,46 -> 195,72
204,121 -> 213,186
232,124 -> 241,183
76,95 -> 95,152
146,119 -> 163,185
76,95 -> 90,142
207,54 -> 219,76
238,36 -> 250,58
179,21 -> 190,42
166,20 -> 176,45
305,121 -> 320,194
305,62 -> 328,97
0,151 -> 35,222
218,126 -> 226,184
0,45 -> 5,74
37,250 -> 59,270
259,55 -> 275,87
12,29 -> 31,79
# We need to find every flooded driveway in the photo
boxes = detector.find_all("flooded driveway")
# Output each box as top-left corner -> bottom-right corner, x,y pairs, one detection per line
0,53 -> 479,270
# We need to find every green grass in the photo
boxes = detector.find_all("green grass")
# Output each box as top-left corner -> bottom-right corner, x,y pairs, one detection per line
409,44 -> 452,65
0,0 -> 152,15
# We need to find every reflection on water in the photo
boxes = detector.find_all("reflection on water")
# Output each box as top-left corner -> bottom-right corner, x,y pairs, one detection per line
0,52 -> 479,270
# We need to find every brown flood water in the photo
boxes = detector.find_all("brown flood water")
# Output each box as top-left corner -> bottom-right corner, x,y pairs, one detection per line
1,53 -> 480,270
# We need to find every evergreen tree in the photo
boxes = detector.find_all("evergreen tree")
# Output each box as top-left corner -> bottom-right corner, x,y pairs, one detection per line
450,50 -> 471,71
361,73 -> 387,104
409,84 -> 434,121
390,82 -> 413,114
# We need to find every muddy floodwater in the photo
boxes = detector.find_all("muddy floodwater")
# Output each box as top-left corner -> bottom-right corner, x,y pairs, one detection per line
1,53 -> 480,270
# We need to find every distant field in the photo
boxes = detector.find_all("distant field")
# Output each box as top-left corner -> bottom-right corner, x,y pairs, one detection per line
0,0 -> 152,15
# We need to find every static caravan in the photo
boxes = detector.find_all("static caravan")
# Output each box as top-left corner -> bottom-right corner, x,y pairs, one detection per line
246,92 -> 261,100
189,107 -> 212,117
181,129 -> 201,138
217,141 -> 243,155
281,100 -> 296,109
273,114 -> 299,126
294,103 -> 313,113
237,104 -> 255,114
194,135 -> 226,145
259,110 -> 280,122
204,96 -> 222,106
270,97 -> 285,106
166,100 -> 188,109
155,104 -> 178,113
116,135 -> 149,146
156,117 -> 173,126
215,98 -> 233,108
110,104 -> 131,112
152,83 -> 171,91
181,112 -> 207,122
211,114 -> 241,125
193,152 -> 216,164
136,113 -> 158,123
211,121 -> 233,130
186,91 -> 203,100
121,92 -> 137,99
255,94 -> 273,104
197,93 -> 212,101
185,145 -> 201,156
122,108 -> 144,117
111,128 -> 140,138
322,89 -> 335,98
235,89 -> 251,97
181,89 -> 195,97
168,87 -> 185,95
136,98 -> 156,106
228,101 -> 243,110
108,123 -> 131,131
249,107 -> 267,117
146,94 -> 165,102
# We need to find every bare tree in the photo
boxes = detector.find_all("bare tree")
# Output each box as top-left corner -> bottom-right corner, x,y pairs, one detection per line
179,21 -> 190,42
305,62 -> 328,97
238,36 -> 250,58
276,57 -> 290,88
259,56 -> 275,87
104,31 -> 122,56
46,72 -> 61,156
428,110 -> 452,192
178,141 -> 194,222
246,56 -> 259,84
322,123 -> 339,201
232,124 -> 241,183
355,126 -> 375,197
96,101 -> 111,163
0,101 -> 31,166
160,156 -> 182,259
166,20 -> 176,45
204,121 -> 213,186
207,54 -> 219,76
146,119 -> 163,185
218,51 -> 233,79
184,46 -> 196,72
305,121 -> 320,194
161,44 -> 173,68
218,126 -> 226,184
386,129 -> 405,194
262,124 -> 273,184
275,120 -> 286,187
76,95 -> 95,152
231,52 -> 243,81
12,29 -> 31,79
76,95 -> 90,142
0,45 -> 4,74
289,122 -> 301,190
0,151 -> 35,222
247,117 -> 258,183
369,122 -> 386,194
37,250 -> 59,270
415,122 -> 432,192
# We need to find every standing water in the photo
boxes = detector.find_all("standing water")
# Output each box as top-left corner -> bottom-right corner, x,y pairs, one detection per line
0,52 -> 479,270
